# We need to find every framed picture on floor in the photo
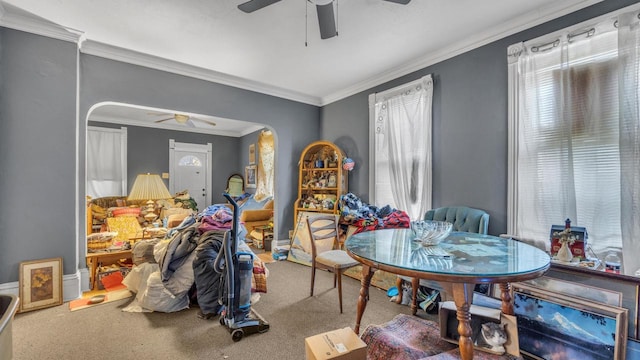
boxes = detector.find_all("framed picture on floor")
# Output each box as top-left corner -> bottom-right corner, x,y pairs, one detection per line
512,282 -> 628,360
19,257 -> 63,313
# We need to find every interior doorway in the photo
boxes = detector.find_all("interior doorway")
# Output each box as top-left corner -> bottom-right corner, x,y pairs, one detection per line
169,140 -> 212,211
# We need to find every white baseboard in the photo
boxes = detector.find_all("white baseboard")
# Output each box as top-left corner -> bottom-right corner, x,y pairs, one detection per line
0,270 -> 87,302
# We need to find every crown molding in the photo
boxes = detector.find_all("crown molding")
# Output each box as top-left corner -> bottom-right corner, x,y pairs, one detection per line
0,2 -> 82,43
320,0 -> 604,105
1,0 -> 604,107
80,40 -> 322,107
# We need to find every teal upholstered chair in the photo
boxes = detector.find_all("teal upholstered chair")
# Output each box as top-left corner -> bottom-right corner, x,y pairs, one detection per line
424,206 -> 489,235
397,206 -> 490,315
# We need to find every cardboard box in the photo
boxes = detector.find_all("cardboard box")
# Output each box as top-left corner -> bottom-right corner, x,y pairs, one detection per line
305,327 -> 366,360
439,301 -> 520,357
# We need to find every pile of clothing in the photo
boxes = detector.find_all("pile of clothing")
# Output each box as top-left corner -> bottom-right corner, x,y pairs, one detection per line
338,192 -> 410,234
122,204 -> 266,316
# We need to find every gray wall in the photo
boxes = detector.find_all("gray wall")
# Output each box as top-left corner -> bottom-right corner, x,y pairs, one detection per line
320,0 -> 638,236
89,121 -> 242,205
1,0 -> 636,285
79,55 -> 319,252
0,34 -> 318,284
0,29 -> 78,281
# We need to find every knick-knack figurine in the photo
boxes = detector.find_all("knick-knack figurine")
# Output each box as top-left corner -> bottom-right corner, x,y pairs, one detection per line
554,218 -> 576,262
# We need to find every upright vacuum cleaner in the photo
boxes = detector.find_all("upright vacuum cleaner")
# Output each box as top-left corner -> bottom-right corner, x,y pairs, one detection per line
214,193 -> 270,342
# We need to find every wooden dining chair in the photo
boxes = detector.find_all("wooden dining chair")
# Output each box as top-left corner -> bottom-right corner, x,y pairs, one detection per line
306,214 -> 359,313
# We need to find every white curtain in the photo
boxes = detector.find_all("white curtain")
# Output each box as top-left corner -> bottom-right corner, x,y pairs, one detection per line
87,126 -> 127,198
618,12 -> 640,275
255,129 -> 275,201
372,75 -> 433,220
508,5 -> 640,273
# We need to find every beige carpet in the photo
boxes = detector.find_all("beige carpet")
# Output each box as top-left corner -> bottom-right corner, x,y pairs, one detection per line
344,266 -> 398,291
257,252 -> 276,264
12,260 -> 432,360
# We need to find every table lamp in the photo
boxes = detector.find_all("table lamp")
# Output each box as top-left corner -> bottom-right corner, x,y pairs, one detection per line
127,173 -> 172,225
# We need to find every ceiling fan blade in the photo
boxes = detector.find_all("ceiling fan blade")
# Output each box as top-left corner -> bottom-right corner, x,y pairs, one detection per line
238,0 -> 281,13
154,117 -> 174,123
383,0 -> 411,4
316,2 -> 337,40
192,117 -> 217,127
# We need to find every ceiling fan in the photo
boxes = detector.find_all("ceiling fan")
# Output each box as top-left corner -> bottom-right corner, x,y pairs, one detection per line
152,113 -> 217,128
238,0 -> 411,40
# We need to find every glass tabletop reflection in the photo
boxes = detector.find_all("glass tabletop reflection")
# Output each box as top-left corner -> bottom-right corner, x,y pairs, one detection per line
345,229 -> 550,279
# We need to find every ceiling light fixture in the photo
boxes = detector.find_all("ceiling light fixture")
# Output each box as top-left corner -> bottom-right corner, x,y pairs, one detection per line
174,114 -> 190,124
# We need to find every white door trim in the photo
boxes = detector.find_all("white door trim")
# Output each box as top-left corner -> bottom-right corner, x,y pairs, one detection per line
169,139 -> 212,207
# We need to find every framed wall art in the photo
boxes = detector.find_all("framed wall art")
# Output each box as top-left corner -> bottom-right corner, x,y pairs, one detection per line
19,257 -> 63,313
249,143 -> 256,165
245,165 -> 257,189
512,282 -> 628,360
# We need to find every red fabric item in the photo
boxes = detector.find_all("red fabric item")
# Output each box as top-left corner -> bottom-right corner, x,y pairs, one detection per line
351,210 -> 410,235
384,210 -> 411,229
100,271 -> 124,291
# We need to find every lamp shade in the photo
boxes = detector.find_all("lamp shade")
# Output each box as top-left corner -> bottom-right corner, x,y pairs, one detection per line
127,173 -> 172,201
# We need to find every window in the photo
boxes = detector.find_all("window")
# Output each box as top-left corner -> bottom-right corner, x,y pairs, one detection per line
86,126 -> 127,198
368,75 -> 433,220
507,5 -> 640,273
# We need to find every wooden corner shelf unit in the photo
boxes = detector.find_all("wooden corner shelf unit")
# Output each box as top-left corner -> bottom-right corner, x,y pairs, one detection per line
294,140 -> 348,224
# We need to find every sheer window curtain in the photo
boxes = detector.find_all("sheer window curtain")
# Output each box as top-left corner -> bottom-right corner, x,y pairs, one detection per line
618,11 -> 640,275
369,74 -> 433,220
87,126 -> 127,198
255,129 -> 275,201
507,5 -> 640,273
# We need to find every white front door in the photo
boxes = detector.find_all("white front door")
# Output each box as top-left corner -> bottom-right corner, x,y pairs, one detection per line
169,140 -> 212,212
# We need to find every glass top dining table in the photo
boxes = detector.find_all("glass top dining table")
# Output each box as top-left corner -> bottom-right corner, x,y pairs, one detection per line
345,229 -> 551,360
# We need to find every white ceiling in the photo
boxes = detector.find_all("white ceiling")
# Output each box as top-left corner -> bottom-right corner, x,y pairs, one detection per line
88,103 -> 266,137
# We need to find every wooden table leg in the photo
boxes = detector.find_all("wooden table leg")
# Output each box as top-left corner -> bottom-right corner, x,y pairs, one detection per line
410,277 -> 420,315
451,283 -> 475,360
395,277 -> 403,304
354,264 -> 375,335
499,283 -> 513,315
86,257 -> 97,290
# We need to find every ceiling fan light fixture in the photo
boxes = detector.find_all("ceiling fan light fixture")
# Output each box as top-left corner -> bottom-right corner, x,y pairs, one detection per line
174,114 -> 189,124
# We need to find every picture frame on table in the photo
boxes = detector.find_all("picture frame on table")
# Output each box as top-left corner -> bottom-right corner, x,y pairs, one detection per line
19,257 -> 63,313
249,143 -> 256,165
512,282 -> 628,360
245,165 -> 257,189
